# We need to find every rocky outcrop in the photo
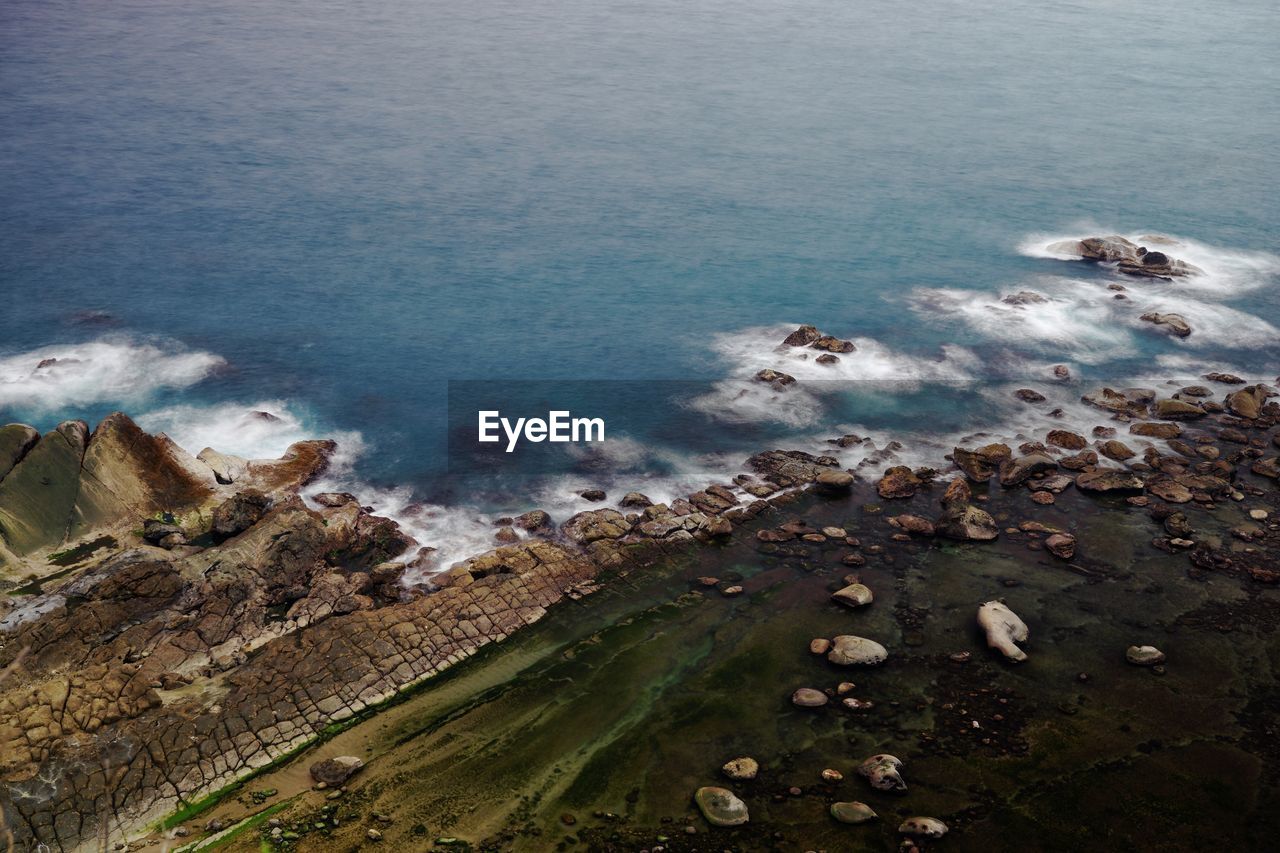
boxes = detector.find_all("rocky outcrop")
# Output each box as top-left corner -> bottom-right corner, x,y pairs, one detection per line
1046,235 -> 1202,278
0,424 -> 40,482
1140,312 -> 1192,338
952,443 -> 1011,482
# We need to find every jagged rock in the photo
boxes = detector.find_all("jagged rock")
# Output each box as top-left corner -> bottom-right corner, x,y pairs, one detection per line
1045,533 -> 1076,559
857,754 -> 906,792
812,335 -> 855,353
0,420 -> 88,554
999,453 -> 1057,487
1014,388 -> 1046,403
782,325 -> 821,346
831,802 -> 878,824
816,353 -> 840,365
694,787 -> 749,827
514,509 -> 554,532
212,489 -> 272,539
561,509 -> 631,543
952,443 -> 1011,481
937,490 -> 998,541
832,583 -> 874,608
1140,312 -> 1192,337
1059,450 -> 1098,471
0,423 -> 40,482
1076,469 -> 1145,493
978,600 -> 1028,662
1047,235 -> 1201,277
578,489 -> 607,502
900,817 -> 949,838
1147,480 -> 1193,503
828,635 -> 888,666
877,466 -> 921,499
1002,291 -> 1048,306
1155,399 -> 1205,420
755,368 -> 795,389
722,757 -> 759,781
747,449 -> 830,487
313,492 -> 358,508
310,755 -> 364,786
1126,645 -> 1166,666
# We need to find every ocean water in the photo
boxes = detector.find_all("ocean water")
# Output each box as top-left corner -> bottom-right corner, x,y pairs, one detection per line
2,0 -> 1277,567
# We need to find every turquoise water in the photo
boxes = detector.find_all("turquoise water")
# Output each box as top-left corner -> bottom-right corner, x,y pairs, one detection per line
2,0 -> 1277,555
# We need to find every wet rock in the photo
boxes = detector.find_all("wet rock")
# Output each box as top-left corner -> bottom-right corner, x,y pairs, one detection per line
312,492 -> 358,508
494,526 -> 519,544
514,509 -> 554,532
792,687 -> 830,708
1126,645 -> 1166,666
1002,291 -> 1048,306
999,453 -> 1057,487
952,443 -> 1011,481
877,466 -> 922,499
815,469 -> 855,493
899,817 -> 949,838
1252,457 -> 1280,479
693,786 -> 749,827
821,768 -> 844,782
809,638 -> 832,654
1046,430 -> 1087,450
1076,469 -> 1145,493
1083,387 -> 1150,417
578,489 -> 607,502
831,801 -> 878,824
828,635 -> 888,666
812,335 -> 855,353
816,353 -> 840,365
211,489 -> 272,539
1045,533 -> 1076,560
888,514 -> 934,536
755,368 -> 796,389
722,757 -> 759,781
561,509 -> 631,543
857,754 -> 906,792
1155,399 -> 1206,420
747,449 -> 833,487
1098,439 -> 1136,461
617,492 -> 652,508
782,325 -> 821,346
1226,385 -> 1271,419
832,583 -> 874,608
1014,389 -> 1046,403
1140,312 -> 1192,337
1131,420 -> 1177,438
1205,372 -> 1246,385
309,755 -> 364,786
978,600 -> 1029,662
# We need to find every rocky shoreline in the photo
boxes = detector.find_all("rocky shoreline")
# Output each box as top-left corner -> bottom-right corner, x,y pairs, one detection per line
2,334 -> 1279,851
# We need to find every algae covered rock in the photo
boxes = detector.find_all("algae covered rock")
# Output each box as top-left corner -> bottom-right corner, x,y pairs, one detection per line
694,786 -> 749,827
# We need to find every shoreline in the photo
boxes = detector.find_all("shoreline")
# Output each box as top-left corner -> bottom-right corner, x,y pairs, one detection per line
1,358 -> 1278,849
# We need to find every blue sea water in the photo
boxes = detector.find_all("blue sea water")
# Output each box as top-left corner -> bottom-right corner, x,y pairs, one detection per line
2,0 -> 1277,562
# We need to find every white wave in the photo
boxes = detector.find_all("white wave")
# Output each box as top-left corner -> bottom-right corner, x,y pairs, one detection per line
1018,230 -> 1280,295
0,336 -> 223,413
907,282 -> 1136,365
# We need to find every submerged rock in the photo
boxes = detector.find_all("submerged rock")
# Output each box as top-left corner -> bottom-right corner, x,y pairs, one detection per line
755,368 -> 796,389
828,635 -> 888,666
1045,533 -> 1077,560
693,786 -> 749,827
792,687 -> 829,707
831,801 -> 878,824
1076,469 -> 1145,493
310,755 -> 364,786
722,756 -> 759,781
978,600 -> 1029,662
857,754 -> 906,792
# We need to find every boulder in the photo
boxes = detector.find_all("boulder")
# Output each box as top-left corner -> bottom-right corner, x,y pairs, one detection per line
857,754 -> 906,792
618,491 -> 653,508
694,787 -> 749,827
1098,440 -> 1136,461
1001,291 -> 1048,306
1126,645 -> 1166,666
832,583 -> 874,608
1130,422 -> 1182,439
561,509 -> 630,543
514,509 -> 554,532
754,368 -> 796,389
722,757 -> 759,781
1076,469 -> 1145,493
936,502 -> 998,541
1047,430 -> 1087,450
828,635 -> 888,666
812,335 -> 855,353
978,600 -> 1028,662
1225,385 -> 1271,419
815,469 -> 854,492
782,325 -> 821,346
899,817 -> 949,839
1014,388 -> 1046,403
877,466 -> 921,499
952,443 -> 1011,481
1045,533 -> 1076,560
309,755 -> 364,786
888,514 -> 934,536
792,687 -> 829,707
1155,399 -> 1205,420
578,489 -> 607,502
1139,312 -> 1192,337
197,448 -> 249,484
998,454 -> 1057,487
212,489 -> 272,539
1083,387 -> 1149,417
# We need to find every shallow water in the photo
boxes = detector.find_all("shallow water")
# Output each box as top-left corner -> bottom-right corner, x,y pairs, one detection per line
190,482 -> 1280,851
